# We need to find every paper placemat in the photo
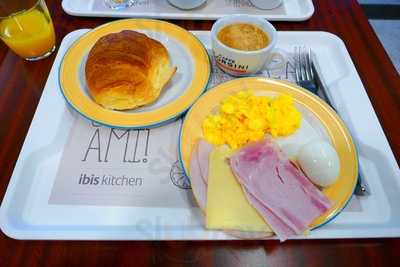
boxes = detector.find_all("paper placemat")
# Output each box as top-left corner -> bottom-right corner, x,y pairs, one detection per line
49,47 -> 362,212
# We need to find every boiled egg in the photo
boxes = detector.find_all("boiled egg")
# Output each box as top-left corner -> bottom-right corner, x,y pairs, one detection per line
297,140 -> 340,187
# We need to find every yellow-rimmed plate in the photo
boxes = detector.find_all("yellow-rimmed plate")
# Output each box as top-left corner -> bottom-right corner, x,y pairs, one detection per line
179,78 -> 358,230
59,19 -> 210,128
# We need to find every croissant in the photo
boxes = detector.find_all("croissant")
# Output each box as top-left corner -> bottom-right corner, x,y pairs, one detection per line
85,30 -> 177,110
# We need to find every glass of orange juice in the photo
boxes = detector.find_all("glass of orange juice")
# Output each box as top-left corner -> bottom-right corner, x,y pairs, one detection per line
0,0 -> 56,61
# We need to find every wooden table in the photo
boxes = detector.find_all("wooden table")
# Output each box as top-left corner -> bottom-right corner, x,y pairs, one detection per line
0,0 -> 399,266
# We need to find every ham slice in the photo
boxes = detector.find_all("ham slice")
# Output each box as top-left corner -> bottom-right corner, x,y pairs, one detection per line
230,138 -> 332,240
189,140 -> 213,210
243,189 -> 296,241
197,139 -> 213,184
189,143 -> 207,210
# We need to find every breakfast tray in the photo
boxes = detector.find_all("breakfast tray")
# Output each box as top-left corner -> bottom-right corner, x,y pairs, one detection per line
0,29 -> 399,240
62,0 -> 315,21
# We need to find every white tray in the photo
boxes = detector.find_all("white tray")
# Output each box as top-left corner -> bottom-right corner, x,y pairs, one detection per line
62,0 -> 314,21
0,29 -> 399,240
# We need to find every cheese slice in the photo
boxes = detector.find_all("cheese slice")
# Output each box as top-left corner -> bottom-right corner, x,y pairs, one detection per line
206,146 -> 273,233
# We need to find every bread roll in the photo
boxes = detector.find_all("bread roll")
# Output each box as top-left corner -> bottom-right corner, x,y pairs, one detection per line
85,30 -> 177,110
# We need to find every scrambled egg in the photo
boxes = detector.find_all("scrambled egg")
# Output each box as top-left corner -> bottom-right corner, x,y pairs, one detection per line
202,91 -> 301,149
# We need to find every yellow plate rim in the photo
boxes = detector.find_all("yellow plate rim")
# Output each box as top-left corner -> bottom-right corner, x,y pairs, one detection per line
179,77 -> 358,230
59,19 -> 211,128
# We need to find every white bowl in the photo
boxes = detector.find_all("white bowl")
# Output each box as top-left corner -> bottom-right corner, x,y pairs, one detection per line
211,15 -> 283,76
250,0 -> 283,10
167,0 -> 207,10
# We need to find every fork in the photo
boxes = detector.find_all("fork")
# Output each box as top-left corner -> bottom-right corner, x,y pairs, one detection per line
294,47 -> 318,95
294,46 -> 369,196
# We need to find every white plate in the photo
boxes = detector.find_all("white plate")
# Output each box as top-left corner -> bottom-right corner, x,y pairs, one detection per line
59,19 -> 210,128
62,0 -> 315,21
0,29 -> 399,240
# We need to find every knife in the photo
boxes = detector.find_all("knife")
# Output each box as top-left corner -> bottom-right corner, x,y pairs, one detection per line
311,57 -> 370,196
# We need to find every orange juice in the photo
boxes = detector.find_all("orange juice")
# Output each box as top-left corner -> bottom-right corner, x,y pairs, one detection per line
0,6 -> 55,59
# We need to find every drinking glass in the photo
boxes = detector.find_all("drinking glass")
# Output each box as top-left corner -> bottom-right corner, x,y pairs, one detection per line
104,0 -> 135,9
0,0 -> 56,61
